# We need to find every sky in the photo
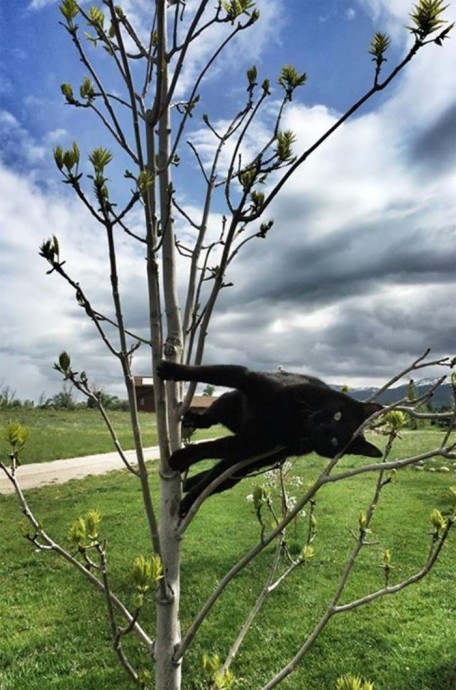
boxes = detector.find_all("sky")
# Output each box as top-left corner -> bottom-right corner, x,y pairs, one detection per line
0,0 -> 455,402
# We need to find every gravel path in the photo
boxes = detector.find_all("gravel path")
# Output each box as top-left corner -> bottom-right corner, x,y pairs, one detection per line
0,446 -> 160,494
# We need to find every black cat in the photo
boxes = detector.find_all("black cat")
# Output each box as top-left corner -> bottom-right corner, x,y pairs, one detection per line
158,361 -> 383,516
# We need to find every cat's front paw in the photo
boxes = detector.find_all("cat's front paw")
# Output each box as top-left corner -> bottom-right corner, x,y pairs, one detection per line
168,447 -> 192,472
157,360 -> 181,381
182,410 -> 200,429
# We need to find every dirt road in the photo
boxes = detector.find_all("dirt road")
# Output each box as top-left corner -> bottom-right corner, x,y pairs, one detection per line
0,446 -> 160,494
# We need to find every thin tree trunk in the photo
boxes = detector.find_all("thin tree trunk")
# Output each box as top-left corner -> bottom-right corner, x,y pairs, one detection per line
154,2 -> 183,688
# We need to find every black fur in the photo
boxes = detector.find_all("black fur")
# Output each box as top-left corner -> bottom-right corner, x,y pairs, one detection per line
158,361 -> 383,516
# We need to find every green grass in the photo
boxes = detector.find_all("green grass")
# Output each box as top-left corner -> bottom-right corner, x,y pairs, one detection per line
0,408 -> 157,463
0,430 -> 455,689
0,408 -> 220,464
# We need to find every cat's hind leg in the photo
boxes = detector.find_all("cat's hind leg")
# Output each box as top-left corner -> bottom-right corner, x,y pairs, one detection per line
169,435 -> 244,471
180,448 -> 289,516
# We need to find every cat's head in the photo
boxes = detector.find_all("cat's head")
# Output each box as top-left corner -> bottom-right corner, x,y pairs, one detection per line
305,393 -> 383,459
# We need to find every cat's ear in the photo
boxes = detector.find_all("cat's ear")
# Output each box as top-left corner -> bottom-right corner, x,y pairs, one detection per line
349,435 -> 383,458
361,401 -> 383,420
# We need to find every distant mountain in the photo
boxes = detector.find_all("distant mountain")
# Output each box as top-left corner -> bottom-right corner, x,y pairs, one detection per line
345,378 -> 453,410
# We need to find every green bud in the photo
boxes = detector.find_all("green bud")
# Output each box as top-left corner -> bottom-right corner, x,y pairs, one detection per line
369,32 -> 390,64
302,544 -> 315,561
137,169 -> 154,195
202,653 -> 221,677
239,167 -> 257,192
61,144 -> 79,172
60,82 -> 75,103
247,65 -> 257,86
59,351 -> 71,372
88,5 -> 105,27
69,517 -> 86,546
54,146 -> 65,170
132,592 -> 144,609
382,549 -> 392,567
71,141 -> 80,165
251,8 -> 260,23
89,147 -> 113,173
275,129 -> 296,162
252,485 -> 269,510
407,0 -> 452,41
278,64 -> 307,100
223,0 -> 256,22
63,151 -> 75,170
258,219 -> 274,238
214,667 -> 235,689
359,511 -> 368,530
336,674 -> 374,690
430,508 -> 446,530
59,0 -> 79,22
80,76 -> 95,100
5,422 -> 28,453
250,189 -> 264,209
132,554 -> 163,594
86,509 -> 101,541
384,410 -> 408,430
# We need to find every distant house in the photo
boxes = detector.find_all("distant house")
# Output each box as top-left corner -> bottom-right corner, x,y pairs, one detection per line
134,376 -> 217,413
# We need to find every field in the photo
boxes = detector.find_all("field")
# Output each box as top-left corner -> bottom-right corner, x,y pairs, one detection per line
0,408 -> 159,463
0,408 -> 220,464
0,413 -> 455,690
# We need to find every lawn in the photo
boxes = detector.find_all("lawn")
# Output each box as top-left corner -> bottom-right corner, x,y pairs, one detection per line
0,408 -> 220,464
0,408 -> 159,463
0,429 -> 455,689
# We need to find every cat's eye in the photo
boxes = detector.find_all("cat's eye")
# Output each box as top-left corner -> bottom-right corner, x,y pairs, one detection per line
333,411 -> 342,421
331,437 -> 339,446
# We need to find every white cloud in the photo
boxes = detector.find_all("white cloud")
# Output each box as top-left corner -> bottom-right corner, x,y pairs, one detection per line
356,0 -> 456,43
0,159 -> 152,400
28,0 -> 56,9
2,1 -> 456,401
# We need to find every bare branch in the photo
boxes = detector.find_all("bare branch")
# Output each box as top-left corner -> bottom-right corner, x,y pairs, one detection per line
0,463 -> 153,651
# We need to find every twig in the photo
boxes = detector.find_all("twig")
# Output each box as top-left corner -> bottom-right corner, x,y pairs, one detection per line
0,463 -> 153,651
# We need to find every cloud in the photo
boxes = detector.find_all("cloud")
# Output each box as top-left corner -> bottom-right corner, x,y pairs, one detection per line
408,100 -> 456,173
1,1 -> 455,402
0,157 -> 153,400
180,31 -> 456,384
28,0 -> 56,8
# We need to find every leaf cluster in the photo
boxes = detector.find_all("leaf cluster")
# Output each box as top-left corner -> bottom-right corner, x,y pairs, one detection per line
4,422 -> 28,458
278,64 -> 307,101
201,653 -> 235,689
336,674 -> 374,690
131,554 -> 164,607
68,509 -> 102,547
222,0 -> 259,24
407,0 -> 454,41
369,32 -> 391,67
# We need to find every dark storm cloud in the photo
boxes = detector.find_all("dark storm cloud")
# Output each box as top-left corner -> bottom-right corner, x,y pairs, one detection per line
410,101 -> 456,172
219,215 -> 455,313
206,282 -> 455,385
198,200 -> 456,385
